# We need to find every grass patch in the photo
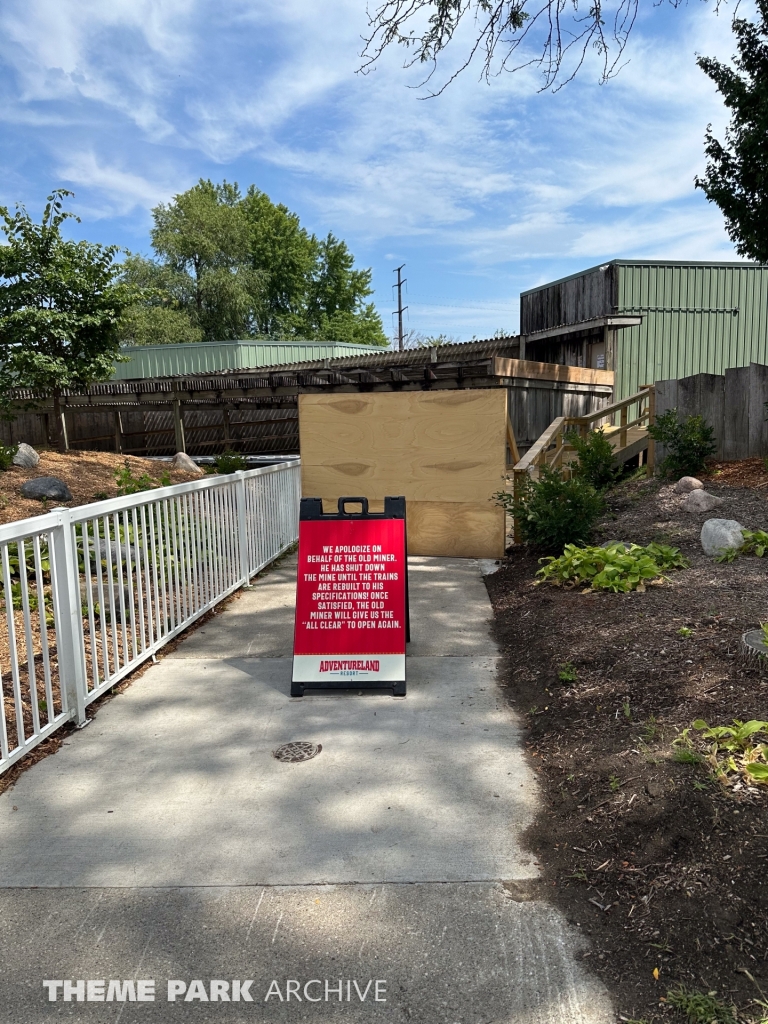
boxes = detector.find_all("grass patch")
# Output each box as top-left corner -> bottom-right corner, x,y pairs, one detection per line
666,985 -> 736,1024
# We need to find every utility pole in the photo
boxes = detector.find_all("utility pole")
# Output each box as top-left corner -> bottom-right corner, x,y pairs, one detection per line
393,264 -> 407,351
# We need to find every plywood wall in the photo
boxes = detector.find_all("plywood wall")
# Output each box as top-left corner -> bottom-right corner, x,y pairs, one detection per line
299,390 -> 507,557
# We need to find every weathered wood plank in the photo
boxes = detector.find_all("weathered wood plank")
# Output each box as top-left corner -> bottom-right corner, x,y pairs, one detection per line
724,366 -> 751,460
653,377 -> 678,466
494,357 -> 614,387
679,373 -> 724,459
748,362 -> 768,457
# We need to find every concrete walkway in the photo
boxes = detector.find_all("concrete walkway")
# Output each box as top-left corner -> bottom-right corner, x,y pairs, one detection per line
0,556 -> 613,1023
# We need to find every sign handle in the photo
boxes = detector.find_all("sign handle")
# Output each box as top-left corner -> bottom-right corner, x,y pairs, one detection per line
338,496 -> 369,516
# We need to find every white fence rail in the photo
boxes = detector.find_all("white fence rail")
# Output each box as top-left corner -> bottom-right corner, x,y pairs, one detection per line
0,461 -> 300,774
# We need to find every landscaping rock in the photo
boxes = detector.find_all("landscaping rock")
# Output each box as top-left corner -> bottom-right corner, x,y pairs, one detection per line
674,476 -> 703,494
172,452 -> 204,476
682,489 -> 723,513
79,579 -> 132,613
12,443 -> 40,468
20,476 -> 72,502
700,518 -> 745,558
91,536 -> 138,567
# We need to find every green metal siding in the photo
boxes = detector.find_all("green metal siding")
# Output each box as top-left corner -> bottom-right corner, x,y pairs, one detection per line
112,340 -> 381,380
614,262 -> 768,399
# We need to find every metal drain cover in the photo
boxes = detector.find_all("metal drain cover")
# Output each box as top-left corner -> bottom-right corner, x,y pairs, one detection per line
273,741 -> 322,763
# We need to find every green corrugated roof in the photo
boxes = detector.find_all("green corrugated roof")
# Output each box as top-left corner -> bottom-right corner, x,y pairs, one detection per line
112,340 -> 383,380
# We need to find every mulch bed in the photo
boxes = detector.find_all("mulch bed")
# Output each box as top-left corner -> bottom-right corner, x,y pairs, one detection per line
0,449 -> 202,525
486,469 -> 768,1022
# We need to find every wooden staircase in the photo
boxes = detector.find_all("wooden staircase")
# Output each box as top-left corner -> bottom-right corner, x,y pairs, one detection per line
509,385 -> 656,542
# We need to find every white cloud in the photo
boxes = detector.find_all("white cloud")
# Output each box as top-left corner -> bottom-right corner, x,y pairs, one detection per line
56,152 -> 175,215
0,0 -> 748,339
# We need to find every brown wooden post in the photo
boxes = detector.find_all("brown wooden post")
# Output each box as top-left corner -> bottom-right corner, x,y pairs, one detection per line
60,410 -> 70,451
506,417 -> 520,467
173,398 -> 186,454
223,406 -> 232,449
620,403 -> 628,449
113,410 -> 123,454
646,386 -> 656,476
513,469 -> 522,545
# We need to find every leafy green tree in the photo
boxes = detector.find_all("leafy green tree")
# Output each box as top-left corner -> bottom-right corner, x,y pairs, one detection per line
0,190 -> 136,447
132,179 -> 387,346
696,0 -> 768,262
117,254 -> 201,345
240,187 -> 317,336
117,305 -> 203,346
305,234 -> 386,345
150,180 -> 258,340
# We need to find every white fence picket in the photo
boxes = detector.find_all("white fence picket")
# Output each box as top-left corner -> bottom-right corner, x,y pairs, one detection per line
0,461 -> 300,774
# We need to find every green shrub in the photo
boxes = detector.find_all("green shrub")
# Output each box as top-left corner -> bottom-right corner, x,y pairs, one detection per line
0,443 -> 18,470
536,541 -> 689,593
115,462 -> 171,496
496,467 -> 604,553
716,527 -> 768,563
647,409 -> 716,477
557,662 -> 578,683
685,717 -> 768,785
565,428 -> 617,489
213,450 -> 247,474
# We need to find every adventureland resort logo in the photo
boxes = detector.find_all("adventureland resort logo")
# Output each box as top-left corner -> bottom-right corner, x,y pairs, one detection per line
319,659 -> 380,675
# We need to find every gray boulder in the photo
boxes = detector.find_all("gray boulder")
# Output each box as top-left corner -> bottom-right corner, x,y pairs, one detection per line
701,518 -> 745,558
172,452 -> 204,476
90,536 -> 139,567
683,489 -> 723,513
79,579 -> 133,613
12,443 -> 40,468
675,476 -> 703,494
20,476 -> 72,502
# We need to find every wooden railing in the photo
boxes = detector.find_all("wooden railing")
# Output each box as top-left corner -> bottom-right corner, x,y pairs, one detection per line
509,386 -> 656,542
568,385 -> 656,455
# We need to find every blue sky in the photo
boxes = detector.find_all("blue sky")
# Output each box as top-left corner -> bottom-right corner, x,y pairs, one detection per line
0,0 -> 747,342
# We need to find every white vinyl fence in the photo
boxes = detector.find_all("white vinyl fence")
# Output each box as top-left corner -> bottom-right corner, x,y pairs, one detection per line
0,461 -> 300,774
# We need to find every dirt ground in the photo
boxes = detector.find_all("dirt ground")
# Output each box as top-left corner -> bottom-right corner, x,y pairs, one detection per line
486,466 -> 768,1023
0,449 -> 204,525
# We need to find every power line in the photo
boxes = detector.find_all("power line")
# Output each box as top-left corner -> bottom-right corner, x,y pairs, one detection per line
407,302 -> 519,312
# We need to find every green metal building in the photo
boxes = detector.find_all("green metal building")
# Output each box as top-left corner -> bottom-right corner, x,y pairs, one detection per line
520,260 -> 768,399
111,339 -> 383,380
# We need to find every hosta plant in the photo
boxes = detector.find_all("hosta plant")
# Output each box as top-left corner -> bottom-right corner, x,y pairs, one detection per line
536,541 -> 688,593
716,528 -> 768,563
676,718 -> 768,786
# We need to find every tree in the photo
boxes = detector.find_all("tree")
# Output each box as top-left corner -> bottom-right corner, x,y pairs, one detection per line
695,0 -> 768,263
0,190 -> 136,447
117,254 -> 202,346
129,179 -> 388,346
361,0 -> 655,93
150,180 -> 258,340
305,234 -> 386,346
117,305 -> 203,346
240,186 -> 318,336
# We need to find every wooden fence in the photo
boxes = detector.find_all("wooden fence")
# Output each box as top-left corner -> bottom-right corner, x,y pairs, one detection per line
655,363 -> 768,460
0,350 -> 614,461
0,403 -> 300,457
